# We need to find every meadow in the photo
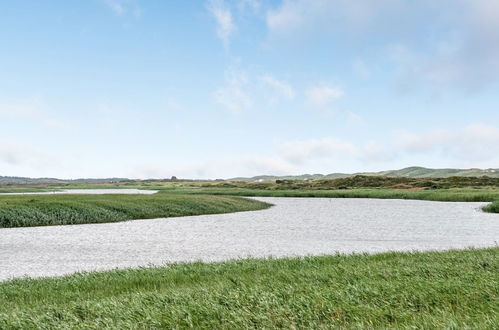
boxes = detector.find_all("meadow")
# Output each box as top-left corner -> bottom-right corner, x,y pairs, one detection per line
0,193 -> 270,228
0,248 -> 497,329
1,175 -> 498,229
1,177 -> 498,328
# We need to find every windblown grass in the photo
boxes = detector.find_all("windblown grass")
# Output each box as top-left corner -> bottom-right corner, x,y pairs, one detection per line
0,193 -> 270,228
0,187 -> 57,194
1,248 -> 497,329
172,186 -> 499,202
483,200 -> 499,213
147,186 -> 499,212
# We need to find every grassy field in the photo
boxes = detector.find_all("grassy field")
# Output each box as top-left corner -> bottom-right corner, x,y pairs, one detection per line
112,183 -> 499,212
157,186 -> 499,201
0,248 -> 497,329
0,187 -> 58,194
0,193 -> 270,228
1,181 -> 498,227
483,200 -> 499,213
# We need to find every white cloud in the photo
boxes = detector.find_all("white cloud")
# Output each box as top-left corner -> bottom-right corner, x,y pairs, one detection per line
105,0 -> 126,15
266,0 -> 307,33
131,164 -> 213,180
239,155 -> 298,175
260,75 -> 295,102
214,67 -> 252,113
397,123 -> 499,162
353,59 -> 370,79
127,123 -> 498,179
0,99 -> 72,131
305,85 -> 344,108
361,141 -> 394,162
345,111 -> 365,127
104,0 -> 140,16
0,138 -> 56,169
238,0 -> 261,12
266,0 -> 392,35
278,137 -> 357,165
208,0 -> 236,47
267,0 -> 499,90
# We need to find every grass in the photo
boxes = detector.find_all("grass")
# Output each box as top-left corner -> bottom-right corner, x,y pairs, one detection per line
0,248 -> 497,329
161,186 -> 499,201
483,200 -> 499,213
138,185 -> 499,212
1,185 -> 498,227
0,193 -> 270,228
0,187 -> 58,194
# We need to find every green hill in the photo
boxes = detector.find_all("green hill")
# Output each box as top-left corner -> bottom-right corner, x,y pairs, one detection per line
230,167 -> 499,181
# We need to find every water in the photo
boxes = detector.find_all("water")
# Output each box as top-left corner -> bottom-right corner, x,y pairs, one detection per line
0,189 -> 158,195
1,197 -> 497,281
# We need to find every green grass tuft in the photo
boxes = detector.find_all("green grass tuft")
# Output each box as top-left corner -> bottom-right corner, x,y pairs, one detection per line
483,200 -> 499,213
0,193 -> 270,228
0,248 -> 497,329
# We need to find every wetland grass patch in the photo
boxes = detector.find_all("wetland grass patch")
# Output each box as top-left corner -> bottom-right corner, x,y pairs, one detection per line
0,193 -> 270,228
0,248 -> 497,329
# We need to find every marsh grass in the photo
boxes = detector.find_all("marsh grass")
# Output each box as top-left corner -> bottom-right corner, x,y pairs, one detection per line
482,200 -> 499,213
0,248 -> 497,329
0,193 -> 270,228
149,186 -> 499,212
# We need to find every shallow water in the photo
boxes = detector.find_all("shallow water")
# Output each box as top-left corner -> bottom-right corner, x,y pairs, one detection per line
0,189 -> 158,195
0,197 -> 497,281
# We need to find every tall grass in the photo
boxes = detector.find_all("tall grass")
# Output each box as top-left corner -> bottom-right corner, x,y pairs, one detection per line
150,186 -> 499,212
1,248 -> 497,328
182,187 -> 499,201
482,200 -> 499,213
0,193 -> 270,228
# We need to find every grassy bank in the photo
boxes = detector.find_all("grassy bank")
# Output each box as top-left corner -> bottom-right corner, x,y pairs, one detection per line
0,187 -> 58,194
162,186 -> 499,201
1,248 -> 497,329
0,193 -> 270,228
140,185 -> 499,212
483,200 -> 499,213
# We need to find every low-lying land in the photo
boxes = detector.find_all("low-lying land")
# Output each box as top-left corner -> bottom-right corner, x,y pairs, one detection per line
0,193 -> 270,228
1,248 -> 497,328
1,176 -> 498,226
483,200 -> 499,213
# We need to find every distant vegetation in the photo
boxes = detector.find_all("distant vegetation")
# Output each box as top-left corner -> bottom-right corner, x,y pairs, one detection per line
0,194 -> 270,228
482,201 -> 499,213
1,167 -> 498,185
1,173 -> 498,225
230,166 -> 499,181
0,176 -> 129,185
1,248 -> 497,328
220,175 -> 499,189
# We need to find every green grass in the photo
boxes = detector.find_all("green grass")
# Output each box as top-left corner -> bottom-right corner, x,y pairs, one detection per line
0,193 -> 270,228
141,186 -> 499,212
164,186 -> 499,201
1,186 -> 497,228
483,200 -> 499,213
0,187 -> 58,194
1,248 -> 497,329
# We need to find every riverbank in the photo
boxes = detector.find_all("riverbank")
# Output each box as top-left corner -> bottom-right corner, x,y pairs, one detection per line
2,197 -> 496,281
0,193 -> 270,228
1,248 -> 497,328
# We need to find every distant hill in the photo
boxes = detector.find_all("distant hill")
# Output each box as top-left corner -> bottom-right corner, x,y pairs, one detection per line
229,167 -> 499,181
0,176 -> 129,185
2,167 -> 498,185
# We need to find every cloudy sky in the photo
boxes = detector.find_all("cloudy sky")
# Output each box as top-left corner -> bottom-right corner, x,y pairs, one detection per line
1,0 -> 498,179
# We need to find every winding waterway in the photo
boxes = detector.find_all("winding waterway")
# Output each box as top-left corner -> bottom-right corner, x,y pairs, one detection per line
1,197 -> 497,281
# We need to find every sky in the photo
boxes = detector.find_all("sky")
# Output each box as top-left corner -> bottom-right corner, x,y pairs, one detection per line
0,0 -> 498,179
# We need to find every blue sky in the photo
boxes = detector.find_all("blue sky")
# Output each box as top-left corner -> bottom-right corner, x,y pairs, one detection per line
1,0 -> 498,179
